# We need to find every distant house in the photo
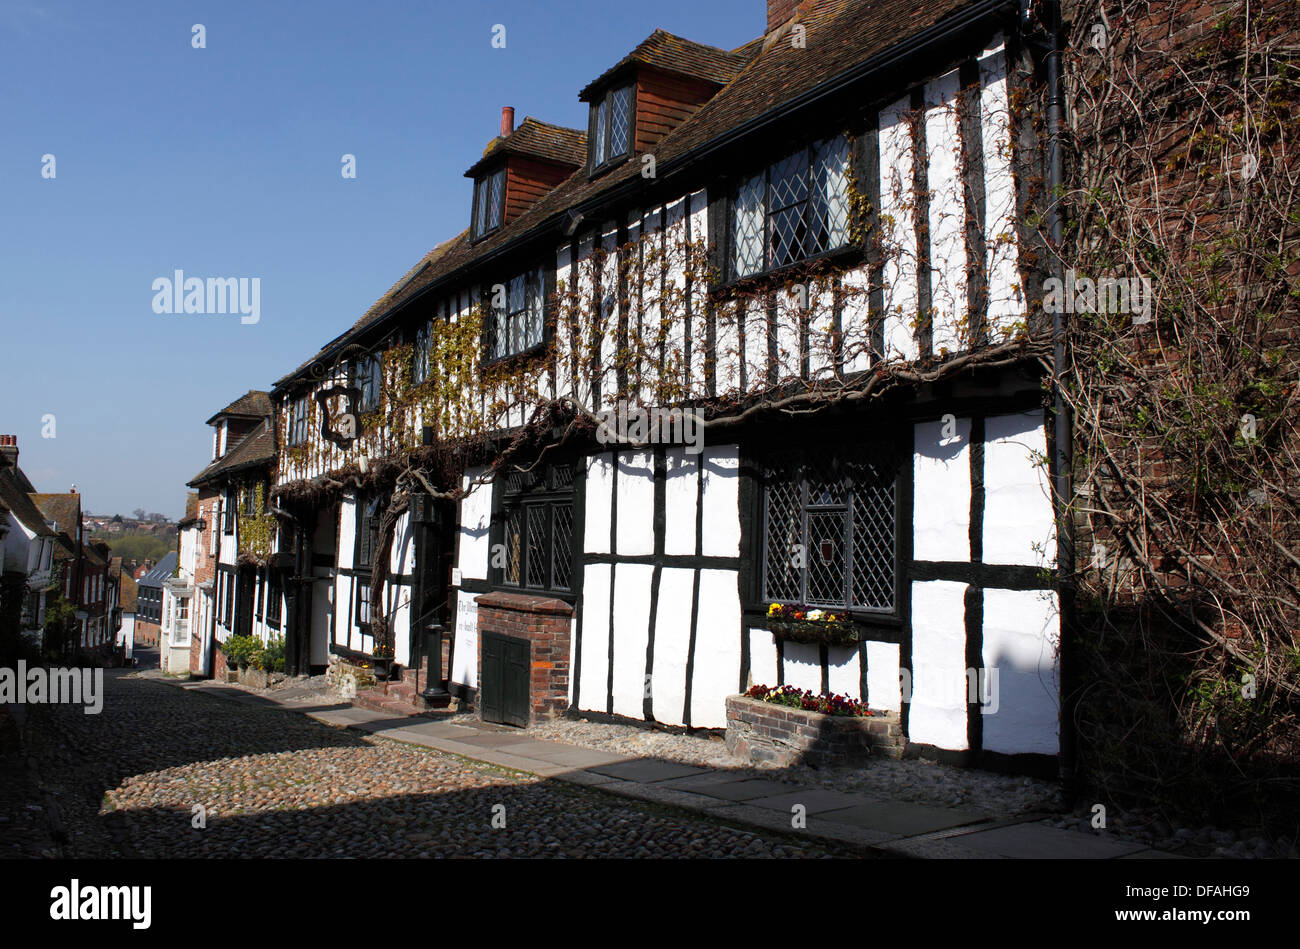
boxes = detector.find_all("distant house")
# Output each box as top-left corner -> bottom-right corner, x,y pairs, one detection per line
0,436 -> 59,652
135,552 -> 176,653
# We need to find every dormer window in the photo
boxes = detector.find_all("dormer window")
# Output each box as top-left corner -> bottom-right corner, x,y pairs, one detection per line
487,267 -> 545,361
472,166 -> 506,240
588,84 -> 633,174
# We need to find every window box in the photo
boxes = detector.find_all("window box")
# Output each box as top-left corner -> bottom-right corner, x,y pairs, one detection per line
763,606 -> 862,647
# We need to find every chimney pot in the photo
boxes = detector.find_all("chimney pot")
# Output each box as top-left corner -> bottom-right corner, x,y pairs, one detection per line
501,106 -> 515,137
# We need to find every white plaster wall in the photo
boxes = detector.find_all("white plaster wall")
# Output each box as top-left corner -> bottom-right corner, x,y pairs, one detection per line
687,190 -> 710,393
879,93 -> 920,362
982,588 -> 1060,755
577,562 -> 611,712
867,640 -> 902,711
584,453 -> 614,554
840,264 -> 872,375
689,568 -> 741,728
826,644 -> 861,699
979,37 -> 1023,337
700,446 -> 741,558
913,418 -> 971,562
747,628 -> 779,689
664,448 -> 698,556
337,496 -> 356,571
450,590 -> 478,689
782,641 -> 822,693
908,579 -> 969,750
611,563 -> 653,719
925,68 -> 968,356
651,567 -> 694,726
983,410 -> 1055,567
456,467 -> 492,580
615,452 -> 654,557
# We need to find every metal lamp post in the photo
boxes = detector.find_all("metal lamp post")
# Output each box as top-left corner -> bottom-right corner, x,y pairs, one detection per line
421,623 -> 451,707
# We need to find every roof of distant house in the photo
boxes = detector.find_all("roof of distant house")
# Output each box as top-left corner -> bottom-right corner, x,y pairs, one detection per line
188,418 -> 276,487
29,492 -> 81,548
0,469 -> 57,539
205,390 -> 272,425
138,552 -> 178,588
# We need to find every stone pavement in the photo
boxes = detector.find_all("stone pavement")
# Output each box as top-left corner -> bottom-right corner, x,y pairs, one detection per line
168,675 -> 1181,860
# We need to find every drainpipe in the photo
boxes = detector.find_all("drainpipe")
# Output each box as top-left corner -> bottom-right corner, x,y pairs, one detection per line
1043,0 -> 1077,802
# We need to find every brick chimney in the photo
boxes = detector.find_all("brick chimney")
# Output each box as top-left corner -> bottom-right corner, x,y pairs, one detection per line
0,434 -> 17,468
767,0 -> 799,32
500,106 -> 515,137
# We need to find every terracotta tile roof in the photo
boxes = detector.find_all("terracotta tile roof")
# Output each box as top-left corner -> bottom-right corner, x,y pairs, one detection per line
188,419 -> 275,486
578,28 -> 754,100
466,118 -> 587,178
273,0 -> 991,394
119,571 -> 138,613
205,390 -> 272,425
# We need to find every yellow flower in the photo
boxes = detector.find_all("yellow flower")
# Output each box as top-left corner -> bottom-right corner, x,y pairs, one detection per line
767,603 -> 779,616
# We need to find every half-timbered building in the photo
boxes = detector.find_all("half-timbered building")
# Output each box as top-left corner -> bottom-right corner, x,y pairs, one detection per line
258,0 -> 1062,771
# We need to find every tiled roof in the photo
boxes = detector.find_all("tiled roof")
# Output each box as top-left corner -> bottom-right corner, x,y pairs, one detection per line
30,493 -> 81,541
0,469 -> 56,539
188,418 -> 275,486
579,28 -> 753,100
466,118 -> 587,178
273,0 -> 990,393
205,390 -> 272,425
119,571 -> 138,613
139,552 -> 178,588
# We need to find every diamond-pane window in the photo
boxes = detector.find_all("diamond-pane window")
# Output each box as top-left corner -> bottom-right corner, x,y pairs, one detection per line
490,267 -> 545,360
496,462 -> 575,596
729,134 -> 852,280
472,167 -> 506,240
590,84 -> 633,172
761,445 -> 898,613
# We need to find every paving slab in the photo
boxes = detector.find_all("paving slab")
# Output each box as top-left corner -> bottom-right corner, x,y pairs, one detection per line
817,800 -> 989,836
747,788 -> 870,815
671,778 -> 801,802
517,747 -> 629,770
940,822 -> 1150,859
587,760 -> 710,783
456,733 -> 535,748
653,770 -> 762,792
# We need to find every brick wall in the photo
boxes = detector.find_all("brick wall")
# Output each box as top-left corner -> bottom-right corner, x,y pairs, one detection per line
474,591 -> 573,722
135,618 -> 159,647
724,695 -> 903,768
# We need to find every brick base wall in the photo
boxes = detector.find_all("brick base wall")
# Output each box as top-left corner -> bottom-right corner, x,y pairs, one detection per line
725,694 -> 904,768
475,592 -> 573,723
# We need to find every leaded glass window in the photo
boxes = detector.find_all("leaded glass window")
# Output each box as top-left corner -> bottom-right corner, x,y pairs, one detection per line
761,445 -> 898,612
496,462 -> 574,595
730,134 -> 852,279
489,267 -> 545,360
589,84 -> 633,173
472,166 -> 506,240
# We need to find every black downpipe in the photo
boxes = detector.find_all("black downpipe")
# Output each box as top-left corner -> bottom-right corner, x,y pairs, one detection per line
1043,0 -> 1077,801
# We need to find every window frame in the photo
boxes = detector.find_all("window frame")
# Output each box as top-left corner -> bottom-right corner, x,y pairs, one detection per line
471,165 -> 507,242
354,494 -> 381,573
491,462 -> 576,598
223,490 -> 236,535
725,133 -> 855,284
756,443 -> 903,622
266,571 -> 283,628
288,395 -> 310,446
353,353 -> 382,414
484,267 -> 547,364
588,82 -> 635,176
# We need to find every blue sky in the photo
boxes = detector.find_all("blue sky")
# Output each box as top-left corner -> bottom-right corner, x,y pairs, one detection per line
0,0 -> 761,517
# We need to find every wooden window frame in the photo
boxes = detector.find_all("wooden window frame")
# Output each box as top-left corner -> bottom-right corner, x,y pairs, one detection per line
471,165 -> 507,242
588,82 -> 635,177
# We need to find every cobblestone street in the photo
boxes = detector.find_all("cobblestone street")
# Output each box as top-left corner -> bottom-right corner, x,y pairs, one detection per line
5,665 -> 857,859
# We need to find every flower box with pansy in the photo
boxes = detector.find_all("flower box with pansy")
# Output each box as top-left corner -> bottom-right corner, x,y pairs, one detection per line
744,683 -> 874,718
763,602 -> 861,646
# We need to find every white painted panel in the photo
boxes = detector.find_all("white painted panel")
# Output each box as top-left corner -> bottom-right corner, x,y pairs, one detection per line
615,451 -> 655,557
879,94 -> 919,362
774,287 -> 801,382
700,445 -> 740,558
782,641 -> 822,693
450,591 -> 479,688
909,579 -> 969,750
979,37 -> 1023,339
867,640 -> 902,710
664,197 -> 688,390
808,280 -> 837,381
664,448 -> 698,556
688,189 -> 709,396
599,223 -> 620,409
983,411 -> 1055,567
651,567 -> 694,726
457,466 -> 492,580
913,418 -> 971,562
715,300 -> 742,396
982,588 -> 1059,755
577,563 -> 611,712
612,563 -> 654,719
584,453 -> 613,554
337,495 -> 356,571
747,628 -> 779,689
555,241 -> 574,399
841,264 -> 872,374
689,568 -> 741,728
392,594 -> 410,667
925,68 -> 968,356
826,644 -> 861,700
742,296 -> 768,393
